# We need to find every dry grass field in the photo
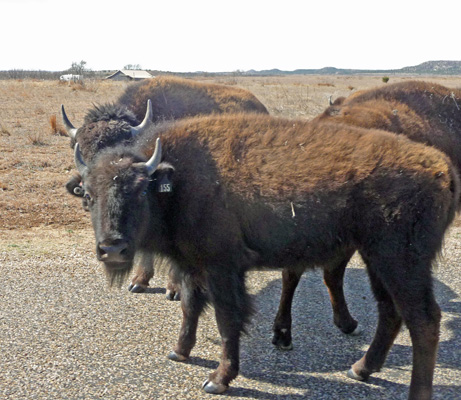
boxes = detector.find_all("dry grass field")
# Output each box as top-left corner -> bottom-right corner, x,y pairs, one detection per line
1,75 -> 461,399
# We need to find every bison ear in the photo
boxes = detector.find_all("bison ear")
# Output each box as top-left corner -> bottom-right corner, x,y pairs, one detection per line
65,174 -> 84,197
152,163 -> 175,193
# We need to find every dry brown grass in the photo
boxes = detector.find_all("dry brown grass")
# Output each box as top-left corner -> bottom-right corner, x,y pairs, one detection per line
1,75 -> 460,231
0,79 -> 128,229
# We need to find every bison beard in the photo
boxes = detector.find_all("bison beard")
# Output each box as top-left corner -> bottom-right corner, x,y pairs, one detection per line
73,113 -> 458,399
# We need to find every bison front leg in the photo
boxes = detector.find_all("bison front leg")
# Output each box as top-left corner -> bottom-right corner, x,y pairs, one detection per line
272,268 -> 303,350
128,252 -> 154,293
169,275 -> 207,361
202,268 -> 252,394
165,266 -> 182,301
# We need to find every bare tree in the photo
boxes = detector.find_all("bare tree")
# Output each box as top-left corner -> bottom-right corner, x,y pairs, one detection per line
124,64 -> 142,70
69,60 -> 89,75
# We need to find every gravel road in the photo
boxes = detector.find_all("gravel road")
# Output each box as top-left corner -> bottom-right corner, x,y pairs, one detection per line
0,226 -> 460,399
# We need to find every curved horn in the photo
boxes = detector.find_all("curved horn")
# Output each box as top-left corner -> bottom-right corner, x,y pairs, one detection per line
61,105 -> 78,139
145,138 -> 162,176
74,143 -> 88,175
131,99 -> 154,136
328,95 -> 334,106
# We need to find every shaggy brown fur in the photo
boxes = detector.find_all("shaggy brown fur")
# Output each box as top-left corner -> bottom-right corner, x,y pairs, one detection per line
77,112 -> 459,398
142,114 -> 452,198
316,81 -> 461,174
118,76 -> 268,123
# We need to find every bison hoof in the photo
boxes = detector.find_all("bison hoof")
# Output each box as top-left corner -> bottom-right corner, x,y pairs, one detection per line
166,290 -> 180,301
168,351 -> 187,362
272,329 -> 293,350
349,324 -> 362,336
128,283 -> 146,293
202,379 -> 228,394
278,342 -> 293,351
347,368 -> 366,381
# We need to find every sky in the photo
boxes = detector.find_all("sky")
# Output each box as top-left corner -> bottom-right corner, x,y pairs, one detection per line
1,0 -> 459,73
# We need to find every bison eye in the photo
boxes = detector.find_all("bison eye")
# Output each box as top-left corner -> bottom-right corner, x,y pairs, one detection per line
141,190 -> 147,197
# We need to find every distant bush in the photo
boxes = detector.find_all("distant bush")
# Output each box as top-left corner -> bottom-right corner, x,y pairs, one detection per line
382,76 -> 390,83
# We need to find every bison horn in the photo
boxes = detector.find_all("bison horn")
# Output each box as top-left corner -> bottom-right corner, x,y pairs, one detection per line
329,95 -> 334,106
74,143 -> 88,175
131,99 -> 154,136
145,138 -> 162,176
61,105 -> 78,139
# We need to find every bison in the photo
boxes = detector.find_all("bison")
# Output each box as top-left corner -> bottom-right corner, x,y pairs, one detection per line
317,81 -> 461,172
63,76 -> 268,295
117,75 -> 268,122
272,81 -> 461,351
70,110 -> 458,399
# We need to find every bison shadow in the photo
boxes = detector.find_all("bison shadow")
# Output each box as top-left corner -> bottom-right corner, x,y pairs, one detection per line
230,266 -> 461,399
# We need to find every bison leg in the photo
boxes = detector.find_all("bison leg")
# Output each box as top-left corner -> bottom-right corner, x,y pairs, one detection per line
272,268 -> 303,350
165,266 -> 182,301
389,267 -> 440,400
348,266 -> 402,381
128,252 -> 154,293
349,256 -> 440,400
406,299 -> 440,400
272,250 -> 358,350
202,268 -> 252,394
169,275 -> 207,361
323,250 -> 360,335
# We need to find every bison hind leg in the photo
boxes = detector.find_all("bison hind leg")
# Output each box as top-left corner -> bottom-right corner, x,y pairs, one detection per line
348,261 -> 403,381
322,249 -> 359,335
351,252 -> 440,400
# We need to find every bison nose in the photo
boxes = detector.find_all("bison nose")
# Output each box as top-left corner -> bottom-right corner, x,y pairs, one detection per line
97,240 -> 129,262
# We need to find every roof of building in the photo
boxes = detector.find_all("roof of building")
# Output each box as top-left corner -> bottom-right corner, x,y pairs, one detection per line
105,69 -> 153,79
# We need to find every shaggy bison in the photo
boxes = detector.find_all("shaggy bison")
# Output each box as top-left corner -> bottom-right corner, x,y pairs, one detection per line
272,81 -> 461,351
63,76 -> 268,294
71,110 -> 458,399
117,75 -> 268,122
317,81 -> 461,172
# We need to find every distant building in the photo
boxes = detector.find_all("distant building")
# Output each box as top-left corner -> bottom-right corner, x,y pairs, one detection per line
105,69 -> 153,81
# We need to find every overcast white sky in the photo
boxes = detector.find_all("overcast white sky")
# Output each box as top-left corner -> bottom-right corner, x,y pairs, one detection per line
1,0 -> 459,72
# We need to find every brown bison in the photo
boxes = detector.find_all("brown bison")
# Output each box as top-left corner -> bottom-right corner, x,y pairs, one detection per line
71,110 -> 458,399
63,76 -> 268,294
318,81 -> 461,172
272,81 -> 461,352
117,75 -> 268,122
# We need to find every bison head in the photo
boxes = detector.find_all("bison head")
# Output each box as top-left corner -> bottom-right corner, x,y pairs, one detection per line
74,137 -> 166,286
62,100 -> 154,160
63,100 -> 154,207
